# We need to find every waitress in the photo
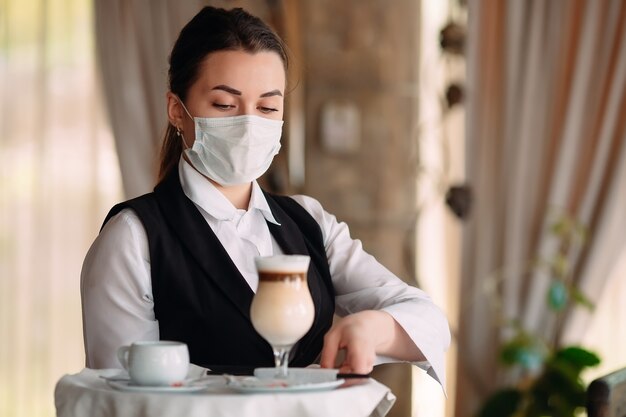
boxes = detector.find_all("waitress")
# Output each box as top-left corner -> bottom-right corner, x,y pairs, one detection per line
81,5 -> 450,387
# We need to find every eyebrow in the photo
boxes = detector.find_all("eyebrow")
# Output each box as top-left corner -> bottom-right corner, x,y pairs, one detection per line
211,85 -> 283,98
260,89 -> 283,98
212,85 -> 241,95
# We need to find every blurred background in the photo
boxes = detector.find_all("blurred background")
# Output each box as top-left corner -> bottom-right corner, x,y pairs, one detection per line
0,1 -> 624,416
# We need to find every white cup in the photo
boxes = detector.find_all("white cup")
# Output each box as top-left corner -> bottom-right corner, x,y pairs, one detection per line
117,341 -> 189,386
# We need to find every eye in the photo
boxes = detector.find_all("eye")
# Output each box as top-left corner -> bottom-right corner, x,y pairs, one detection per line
212,103 -> 235,111
258,106 -> 279,114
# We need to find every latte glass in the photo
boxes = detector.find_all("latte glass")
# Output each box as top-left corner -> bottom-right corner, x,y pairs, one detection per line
250,255 -> 314,378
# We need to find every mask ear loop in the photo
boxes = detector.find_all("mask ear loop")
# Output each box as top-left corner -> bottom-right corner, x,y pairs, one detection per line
176,95 -> 195,120
174,95 -> 194,150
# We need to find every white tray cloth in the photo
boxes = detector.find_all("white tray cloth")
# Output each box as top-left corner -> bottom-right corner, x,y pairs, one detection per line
54,368 -> 396,417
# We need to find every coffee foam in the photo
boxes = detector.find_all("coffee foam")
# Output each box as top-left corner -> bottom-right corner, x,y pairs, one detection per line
255,255 -> 310,273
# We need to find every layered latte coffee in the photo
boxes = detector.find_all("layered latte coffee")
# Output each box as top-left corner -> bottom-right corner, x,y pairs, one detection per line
250,255 -> 315,347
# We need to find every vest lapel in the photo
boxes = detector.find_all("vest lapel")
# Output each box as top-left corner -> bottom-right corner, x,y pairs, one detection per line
154,170 -> 255,322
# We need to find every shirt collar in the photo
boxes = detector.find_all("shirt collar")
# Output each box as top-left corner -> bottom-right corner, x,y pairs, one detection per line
179,157 -> 280,225
249,179 -> 281,225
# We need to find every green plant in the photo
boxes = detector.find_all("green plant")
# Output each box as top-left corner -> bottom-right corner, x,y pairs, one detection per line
477,213 -> 601,417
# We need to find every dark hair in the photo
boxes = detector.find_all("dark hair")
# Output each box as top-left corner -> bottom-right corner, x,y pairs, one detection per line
158,6 -> 289,181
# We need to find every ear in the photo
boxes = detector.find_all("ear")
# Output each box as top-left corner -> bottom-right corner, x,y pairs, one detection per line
166,92 -> 185,129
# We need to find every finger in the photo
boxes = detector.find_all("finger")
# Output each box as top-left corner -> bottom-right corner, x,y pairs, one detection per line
320,329 -> 341,369
342,344 -> 374,374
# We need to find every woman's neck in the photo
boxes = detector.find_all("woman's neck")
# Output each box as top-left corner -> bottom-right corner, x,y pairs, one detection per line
210,179 -> 252,210
183,154 -> 252,209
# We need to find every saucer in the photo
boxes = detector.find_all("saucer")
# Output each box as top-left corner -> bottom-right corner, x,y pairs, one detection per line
253,367 -> 340,383
227,377 -> 345,393
106,379 -> 213,393
226,368 -> 345,393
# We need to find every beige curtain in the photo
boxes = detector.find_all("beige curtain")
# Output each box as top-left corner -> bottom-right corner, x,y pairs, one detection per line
94,0 -> 206,198
0,0 -> 122,416
457,0 -> 626,416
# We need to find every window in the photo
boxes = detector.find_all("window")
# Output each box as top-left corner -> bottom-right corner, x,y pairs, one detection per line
0,1 -> 121,415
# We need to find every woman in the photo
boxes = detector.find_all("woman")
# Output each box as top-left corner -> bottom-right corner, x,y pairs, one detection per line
81,6 -> 450,386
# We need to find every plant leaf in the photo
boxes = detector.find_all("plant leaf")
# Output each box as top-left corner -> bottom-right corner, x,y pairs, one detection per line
551,254 -> 569,278
476,389 -> 523,417
548,281 -> 568,311
571,287 -> 595,310
554,346 -> 601,370
529,364 -> 587,415
500,336 -> 546,371
550,217 -> 570,237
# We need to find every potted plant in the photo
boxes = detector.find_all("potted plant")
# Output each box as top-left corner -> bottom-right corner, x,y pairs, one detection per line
478,213 -> 601,417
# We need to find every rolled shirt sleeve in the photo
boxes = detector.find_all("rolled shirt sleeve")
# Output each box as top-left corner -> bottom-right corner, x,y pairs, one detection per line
291,195 -> 451,387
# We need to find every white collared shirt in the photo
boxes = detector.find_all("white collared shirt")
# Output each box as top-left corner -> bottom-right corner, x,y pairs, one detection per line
180,160 -> 282,291
81,159 -> 450,387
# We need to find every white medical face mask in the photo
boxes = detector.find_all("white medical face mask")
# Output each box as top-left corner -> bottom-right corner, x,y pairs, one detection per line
178,101 -> 283,186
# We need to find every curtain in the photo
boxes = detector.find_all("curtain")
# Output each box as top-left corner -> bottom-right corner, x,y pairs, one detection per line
93,0 -> 205,198
0,0 -> 122,416
456,1 -> 626,416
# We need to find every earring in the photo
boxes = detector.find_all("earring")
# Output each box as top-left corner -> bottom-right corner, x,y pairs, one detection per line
176,126 -> 182,137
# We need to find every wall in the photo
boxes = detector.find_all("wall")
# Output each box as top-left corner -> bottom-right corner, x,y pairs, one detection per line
297,1 -> 421,415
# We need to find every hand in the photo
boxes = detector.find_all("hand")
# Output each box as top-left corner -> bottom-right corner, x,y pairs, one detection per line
319,310 -> 395,374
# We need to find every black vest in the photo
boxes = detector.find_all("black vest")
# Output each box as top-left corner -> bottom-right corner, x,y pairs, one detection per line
102,170 -> 335,371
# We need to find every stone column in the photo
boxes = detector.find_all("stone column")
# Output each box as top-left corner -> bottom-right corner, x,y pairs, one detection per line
298,1 -> 421,416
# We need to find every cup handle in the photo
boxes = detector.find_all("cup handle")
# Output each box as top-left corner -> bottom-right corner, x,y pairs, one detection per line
117,345 -> 130,370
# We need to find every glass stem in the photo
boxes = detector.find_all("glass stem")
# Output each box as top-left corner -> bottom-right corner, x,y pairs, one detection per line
273,346 -> 291,378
